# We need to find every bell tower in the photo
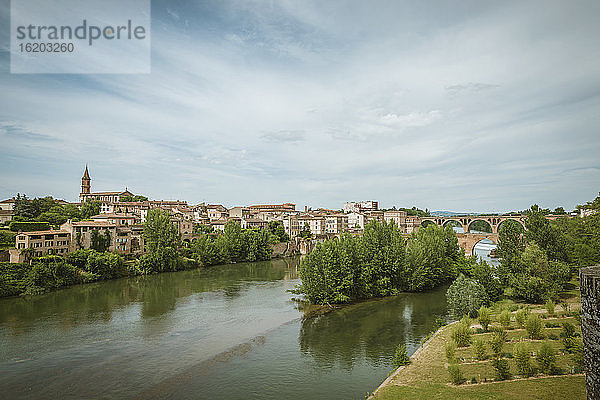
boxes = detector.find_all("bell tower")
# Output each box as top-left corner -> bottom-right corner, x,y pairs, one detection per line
81,165 -> 91,194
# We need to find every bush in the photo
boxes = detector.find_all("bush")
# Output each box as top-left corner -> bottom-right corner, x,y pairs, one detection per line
0,262 -> 29,297
452,322 -> 472,347
392,343 -> 410,368
514,342 -> 535,377
448,364 -> 465,385
491,358 -> 512,381
472,338 -> 487,360
545,299 -> 555,316
8,221 -> 51,232
445,340 -> 457,362
24,256 -> 80,295
561,321 -> 576,338
478,306 -> 491,331
490,330 -> 507,356
536,341 -> 557,375
498,310 -> 512,328
515,308 -> 529,329
571,339 -> 584,373
446,274 -> 489,318
525,314 -> 544,339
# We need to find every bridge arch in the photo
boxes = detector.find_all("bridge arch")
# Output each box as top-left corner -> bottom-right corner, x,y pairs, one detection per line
420,219 -> 436,228
463,235 -> 498,256
496,218 -> 526,233
443,219 -> 465,233
466,219 -> 493,234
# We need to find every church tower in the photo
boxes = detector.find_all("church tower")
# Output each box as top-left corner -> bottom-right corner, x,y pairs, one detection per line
81,165 -> 91,194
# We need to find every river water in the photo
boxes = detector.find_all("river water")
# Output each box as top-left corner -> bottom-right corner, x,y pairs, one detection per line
0,257 -> 449,400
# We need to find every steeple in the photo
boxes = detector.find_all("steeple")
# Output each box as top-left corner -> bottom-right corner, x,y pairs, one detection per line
81,164 -> 91,194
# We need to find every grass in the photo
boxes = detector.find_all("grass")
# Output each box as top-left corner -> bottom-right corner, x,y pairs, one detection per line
371,280 -> 585,400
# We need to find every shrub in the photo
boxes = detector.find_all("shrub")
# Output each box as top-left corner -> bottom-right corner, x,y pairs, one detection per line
525,314 -> 544,340
24,256 -> 80,295
478,306 -> 491,331
472,338 -> 487,361
392,343 -> 410,368
514,342 -> 535,377
498,310 -> 512,328
8,221 -> 51,232
448,364 -> 465,385
561,321 -> 576,338
490,330 -> 507,356
536,341 -> 557,375
571,339 -> 584,373
445,340 -> 457,362
515,308 -> 529,329
491,358 -> 511,381
452,322 -> 472,347
446,274 -> 489,318
545,299 -> 555,316
471,377 -> 477,384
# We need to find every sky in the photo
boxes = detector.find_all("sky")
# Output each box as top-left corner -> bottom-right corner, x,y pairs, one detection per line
0,0 -> 599,213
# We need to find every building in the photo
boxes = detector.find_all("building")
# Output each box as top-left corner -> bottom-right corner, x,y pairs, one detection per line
0,198 -> 15,224
207,204 -> 228,221
343,200 -> 378,213
347,212 -> 365,230
298,215 -> 326,236
229,207 -> 250,219
325,214 -> 349,234
383,210 -> 407,229
79,165 -> 134,203
282,215 -> 300,238
10,229 -> 71,261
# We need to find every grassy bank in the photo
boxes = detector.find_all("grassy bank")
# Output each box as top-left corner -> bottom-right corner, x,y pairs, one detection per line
372,282 -> 585,400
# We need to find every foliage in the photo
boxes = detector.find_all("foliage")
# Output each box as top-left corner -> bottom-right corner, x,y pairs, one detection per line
525,205 -> 568,262
514,342 -> 535,377
191,221 -> 272,267
0,262 -> 29,297
268,221 -> 290,242
491,358 -> 512,381
297,221 -> 406,304
447,364 -> 465,385
477,306 -> 491,331
66,249 -> 127,280
515,308 -> 529,328
472,338 -> 487,361
469,220 -> 492,233
470,259 -> 503,301
445,340 -> 457,362
451,321 -> 472,347
81,201 -> 101,219
0,230 -> 17,246
446,274 -> 488,318
498,310 -> 512,328
9,221 -> 51,232
489,330 -> 507,356
194,224 -> 214,234
545,299 -> 555,316
561,322 -> 578,352
90,229 -> 111,252
119,195 -> 148,202
536,341 -> 558,375
392,343 -> 410,368
496,220 -> 525,284
23,256 -> 81,295
298,222 -> 312,239
571,339 -> 584,373
525,314 -> 544,340
142,208 -> 182,273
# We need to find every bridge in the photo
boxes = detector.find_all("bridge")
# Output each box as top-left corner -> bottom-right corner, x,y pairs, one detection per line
414,214 -> 566,256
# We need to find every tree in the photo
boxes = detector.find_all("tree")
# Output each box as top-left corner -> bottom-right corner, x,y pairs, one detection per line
525,205 -> 567,262
81,201 -> 101,218
446,274 -> 488,318
268,221 -> 289,242
496,220 -> 525,284
90,229 -> 111,252
142,209 -> 181,272
298,222 -> 312,238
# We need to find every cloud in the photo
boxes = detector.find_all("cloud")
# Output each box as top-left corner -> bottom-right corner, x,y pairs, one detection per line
445,82 -> 500,95
261,130 -> 306,143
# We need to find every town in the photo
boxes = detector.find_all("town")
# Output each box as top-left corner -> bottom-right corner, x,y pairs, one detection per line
1,166 -> 586,264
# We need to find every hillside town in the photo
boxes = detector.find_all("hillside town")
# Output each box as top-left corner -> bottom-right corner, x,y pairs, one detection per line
2,167 -> 429,263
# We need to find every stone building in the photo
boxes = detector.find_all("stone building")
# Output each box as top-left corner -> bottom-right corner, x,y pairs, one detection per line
78,165 -> 133,203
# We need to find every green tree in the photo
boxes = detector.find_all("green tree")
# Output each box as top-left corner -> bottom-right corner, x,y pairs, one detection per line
478,306 -> 491,331
81,201 -> 101,218
142,209 -> 181,273
446,274 -> 488,318
90,229 -> 111,252
392,343 -> 410,367
514,342 -> 535,377
496,219 -> 525,284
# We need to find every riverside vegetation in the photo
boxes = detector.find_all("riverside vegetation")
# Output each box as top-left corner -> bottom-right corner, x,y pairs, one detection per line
0,208 -> 280,297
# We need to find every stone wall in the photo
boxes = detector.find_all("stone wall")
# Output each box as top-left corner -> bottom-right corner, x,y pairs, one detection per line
580,265 -> 600,400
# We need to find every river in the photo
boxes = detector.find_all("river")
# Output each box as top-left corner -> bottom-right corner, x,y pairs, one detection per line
0,257 -> 449,400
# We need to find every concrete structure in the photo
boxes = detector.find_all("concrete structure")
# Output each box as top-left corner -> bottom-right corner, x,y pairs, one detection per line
282,215 -> 300,238
580,265 -> 600,400
384,210 -> 407,229
298,215 -> 326,236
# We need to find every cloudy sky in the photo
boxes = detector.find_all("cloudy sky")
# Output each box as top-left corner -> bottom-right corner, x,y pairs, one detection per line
0,0 -> 599,212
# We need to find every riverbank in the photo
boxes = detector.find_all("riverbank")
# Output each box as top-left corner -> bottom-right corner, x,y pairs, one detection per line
371,282 -> 586,399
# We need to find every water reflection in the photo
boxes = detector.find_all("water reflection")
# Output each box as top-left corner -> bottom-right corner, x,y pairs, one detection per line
299,288 -> 448,371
